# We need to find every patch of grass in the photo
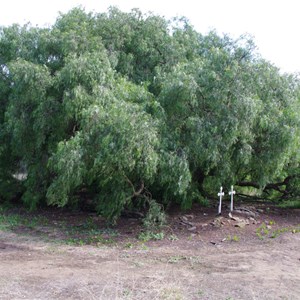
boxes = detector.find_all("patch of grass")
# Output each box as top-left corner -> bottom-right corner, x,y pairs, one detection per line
65,226 -> 118,237
0,207 -> 119,246
138,231 -> 164,242
168,255 -> 187,264
89,235 -> 115,245
256,222 -> 300,240
0,211 -> 47,230
166,255 -> 202,267
0,213 -> 22,229
45,245 -> 67,254
160,287 -> 183,300
63,229 -> 117,246
60,222 -> 119,246
270,225 -> 300,238
278,200 -> 300,209
122,288 -> 131,298
65,238 -> 85,246
82,216 -> 98,230
25,216 -> 48,228
197,289 -> 204,297
132,260 -> 144,267
64,234 -> 116,246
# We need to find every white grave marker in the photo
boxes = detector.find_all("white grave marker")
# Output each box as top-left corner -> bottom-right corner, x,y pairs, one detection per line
229,185 -> 236,212
218,186 -> 224,214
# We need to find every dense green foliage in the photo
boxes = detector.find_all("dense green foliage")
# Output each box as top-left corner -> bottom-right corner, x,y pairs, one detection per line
0,7 -> 299,220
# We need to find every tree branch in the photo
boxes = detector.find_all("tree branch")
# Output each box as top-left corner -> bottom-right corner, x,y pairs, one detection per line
238,175 -> 296,190
237,175 -> 297,198
124,175 -> 144,198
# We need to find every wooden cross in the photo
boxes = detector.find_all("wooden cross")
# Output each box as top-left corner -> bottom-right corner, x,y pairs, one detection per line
218,186 -> 224,214
229,185 -> 236,212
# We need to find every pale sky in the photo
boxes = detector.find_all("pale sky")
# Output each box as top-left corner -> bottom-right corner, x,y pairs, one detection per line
1,0 -> 300,74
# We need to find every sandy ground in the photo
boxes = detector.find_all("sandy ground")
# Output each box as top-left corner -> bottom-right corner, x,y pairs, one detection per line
0,205 -> 299,299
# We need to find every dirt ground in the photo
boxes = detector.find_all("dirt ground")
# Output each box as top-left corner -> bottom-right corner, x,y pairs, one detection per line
0,202 -> 299,300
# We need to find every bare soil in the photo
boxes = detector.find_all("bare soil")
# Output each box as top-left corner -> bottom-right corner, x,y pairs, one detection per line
0,202 -> 299,300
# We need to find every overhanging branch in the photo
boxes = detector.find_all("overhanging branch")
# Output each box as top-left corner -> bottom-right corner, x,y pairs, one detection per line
237,175 -> 297,198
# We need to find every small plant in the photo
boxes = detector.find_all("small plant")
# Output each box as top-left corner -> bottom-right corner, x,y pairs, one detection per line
139,243 -> 149,251
292,227 -> 300,234
122,289 -> 131,298
143,199 -> 166,229
138,231 -> 151,242
227,234 -> 240,242
256,223 -> 270,240
124,242 -> 134,249
153,231 -> 164,240
188,234 -> 195,241
168,234 -> 179,241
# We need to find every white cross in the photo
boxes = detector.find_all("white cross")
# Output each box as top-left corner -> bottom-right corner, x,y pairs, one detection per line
229,185 -> 236,212
218,186 -> 225,214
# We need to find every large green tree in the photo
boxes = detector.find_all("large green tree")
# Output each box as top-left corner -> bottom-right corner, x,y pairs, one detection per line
0,7 -> 299,220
